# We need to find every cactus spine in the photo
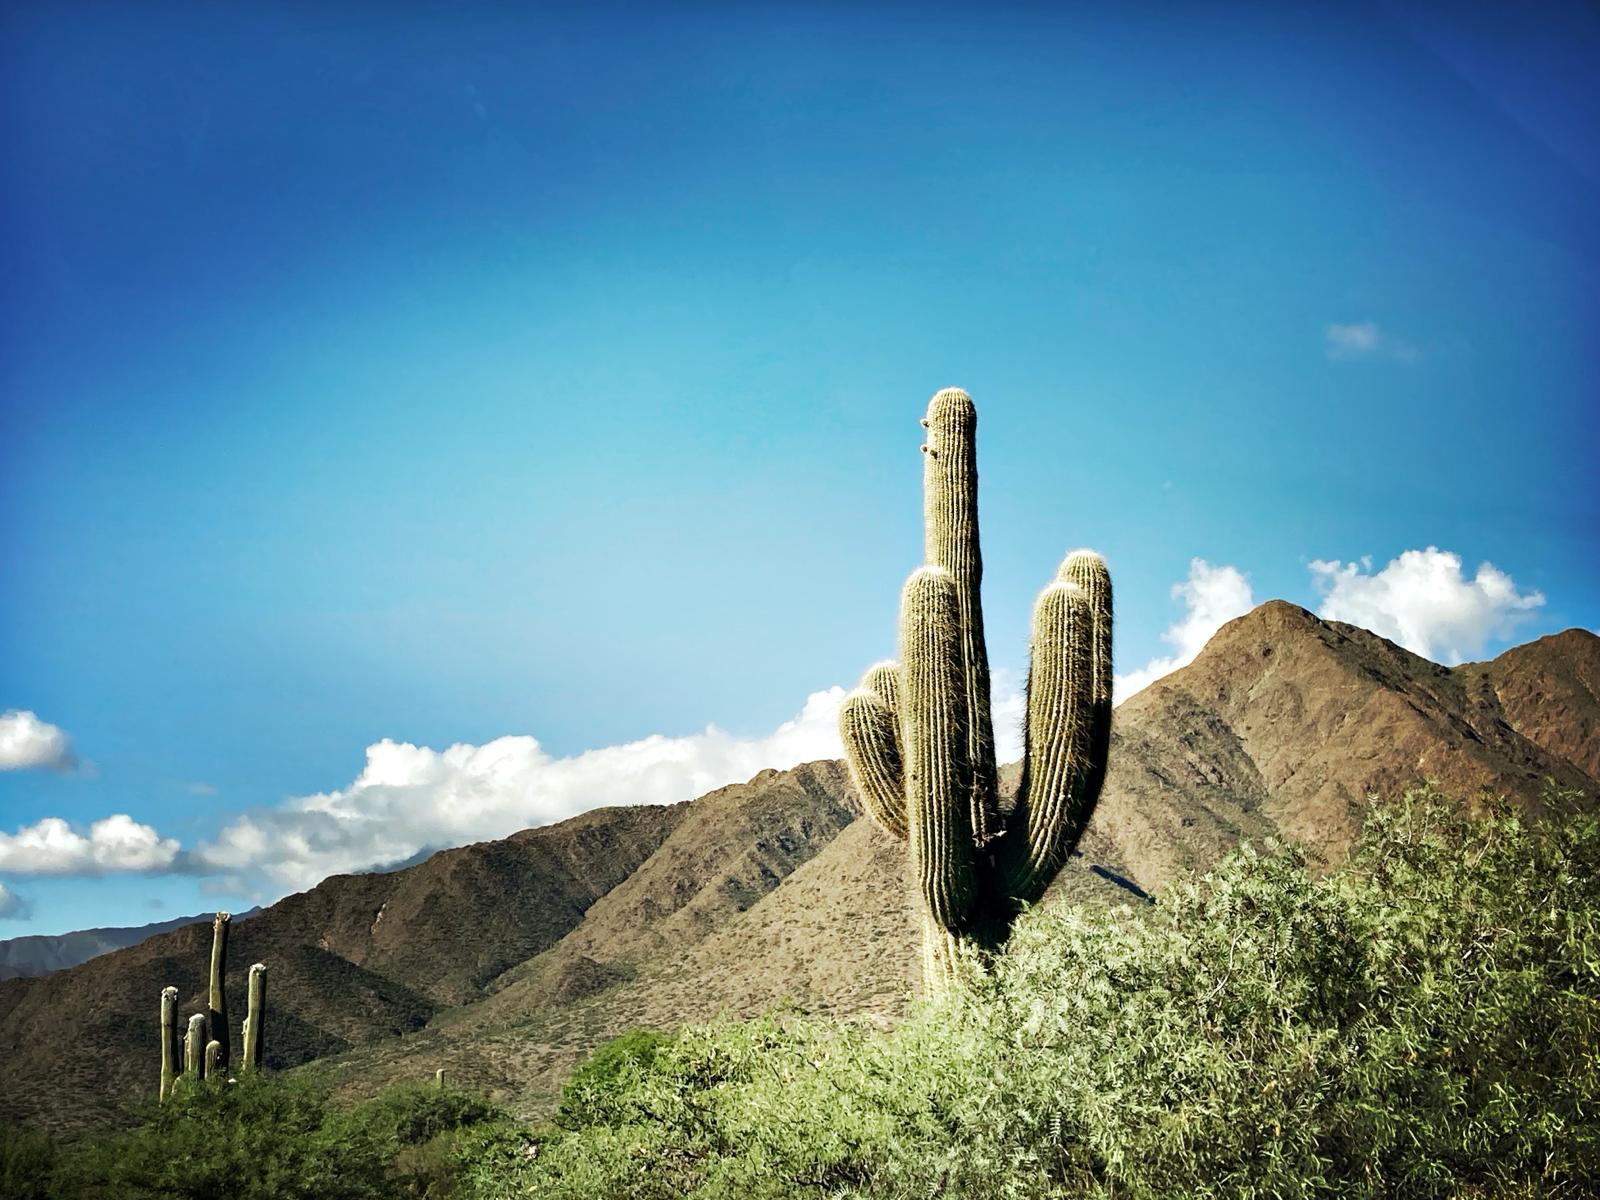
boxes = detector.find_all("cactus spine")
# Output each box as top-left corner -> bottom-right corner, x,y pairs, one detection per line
208,911 -> 231,1073
839,389 -> 1113,993
159,986 -> 180,1101
242,962 -> 266,1071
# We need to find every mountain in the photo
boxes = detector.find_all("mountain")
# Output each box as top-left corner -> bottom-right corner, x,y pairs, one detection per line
0,803 -> 689,1132
2,606 -> 1595,1134
0,909 -> 261,982
311,609 -> 1599,1117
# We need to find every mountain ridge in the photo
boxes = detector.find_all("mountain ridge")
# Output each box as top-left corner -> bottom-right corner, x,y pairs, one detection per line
0,908 -> 262,982
2,606 -> 1595,1133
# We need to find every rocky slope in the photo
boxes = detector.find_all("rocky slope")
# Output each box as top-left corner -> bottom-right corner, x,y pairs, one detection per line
3,606 -> 1595,1132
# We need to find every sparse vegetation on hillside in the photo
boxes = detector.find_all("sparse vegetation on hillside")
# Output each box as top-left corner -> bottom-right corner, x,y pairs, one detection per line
464,785 -> 1598,1199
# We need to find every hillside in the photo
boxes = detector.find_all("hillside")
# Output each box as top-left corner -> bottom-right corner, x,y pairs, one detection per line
2,606 -> 1595,1133
0,802 -> 689,1132
305,606 -> 1600,1117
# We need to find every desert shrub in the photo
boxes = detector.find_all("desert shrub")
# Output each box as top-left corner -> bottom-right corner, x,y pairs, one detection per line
34,1072 -> 503,1200
53,1071 -> 389,1200
339,1080 -> 505,1198
341,1079 -> 503,1149
464,784 -> 1599,1199
0,1122 -> 57,1200
555,1028 -> 675,1130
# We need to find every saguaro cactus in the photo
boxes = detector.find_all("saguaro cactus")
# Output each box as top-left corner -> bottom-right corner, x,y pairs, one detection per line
242,962 -> 266,1071
204,1039 -> 222,1083
839,389 -> 1113,992
159,986 -> 180,1101
183,1012 -> 207,1087
208,912 -> 231,1073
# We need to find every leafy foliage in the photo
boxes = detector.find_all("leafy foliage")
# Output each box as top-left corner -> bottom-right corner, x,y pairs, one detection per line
8,1073 -> 504,1200
555,1028 -> 675,1130
466,785 -> 1599,1199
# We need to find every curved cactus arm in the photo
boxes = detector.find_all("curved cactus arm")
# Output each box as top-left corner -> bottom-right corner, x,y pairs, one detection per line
839,661 -> 907,839
159,986 -> 179,1101
208,912 -> 231,1073
861,661 -> 902,716
1001,552 -> 1113,904
901,566 -> 978,930
921,388 -> 1000,847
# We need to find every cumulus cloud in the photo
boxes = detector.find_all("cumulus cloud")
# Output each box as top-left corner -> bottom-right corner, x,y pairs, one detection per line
0,814 -> 182,875
1324,321 -> 1421,363
1114,559 -> 1256,701
1309,547 -> 1544,664
0,711 -> 76,771
0,881 -> 30,920
197,688 -> 850,893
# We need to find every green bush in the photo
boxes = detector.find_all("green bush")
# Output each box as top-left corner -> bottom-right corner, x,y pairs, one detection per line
555,1028 -> 675,1130
11,1073 -> 504,1200
0,1122 -> 57,1200
465,785 -> 1599,1199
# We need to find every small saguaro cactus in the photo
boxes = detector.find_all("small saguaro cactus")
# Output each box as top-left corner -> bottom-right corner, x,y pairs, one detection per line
839,388 -> 1113,993
183,1012 -> 208,1087
204,1039 -> 222,1083
208,912 -> 231,1073
159,986 -> 180,1102
242,962 -> 267,1072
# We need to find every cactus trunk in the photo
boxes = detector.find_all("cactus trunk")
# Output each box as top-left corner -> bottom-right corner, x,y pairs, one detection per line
159,986 -> 179,1101
183,1012 -> 207,1087
204,1039 -> 222,1083
208,912 -> 231,1073
242,963 -> 266,1071
840,390 -> 1113,994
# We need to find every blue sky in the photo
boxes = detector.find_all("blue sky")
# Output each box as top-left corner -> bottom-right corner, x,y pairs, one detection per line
2,1 -> 1596,936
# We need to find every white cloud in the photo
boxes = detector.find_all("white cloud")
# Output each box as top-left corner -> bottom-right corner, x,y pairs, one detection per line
991,667 -> 1027,765
0,814 -> 181,875
1309,547 -> 1544,664
1114,559 -> 1255,701
1325,321 -> 1421,363
0,711 -> 76,771
197,688 -> 850,893
0,881 -> 29,920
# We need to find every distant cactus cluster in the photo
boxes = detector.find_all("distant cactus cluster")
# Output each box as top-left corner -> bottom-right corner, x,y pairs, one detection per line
158,912 -> 268,1100
840,389 -> 1113,993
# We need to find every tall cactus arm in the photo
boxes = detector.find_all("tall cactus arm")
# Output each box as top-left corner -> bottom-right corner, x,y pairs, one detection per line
901,566 -> 978,929
243,962 -> 267,1071
159,986 -> 179,1101
208,912 -> 231,1073
1001,554 -> 1114,904
840,663 -> 908,840
184,1013 -> 207,1083
921,388 -> 1000,846
1060,550 -> 1114,807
